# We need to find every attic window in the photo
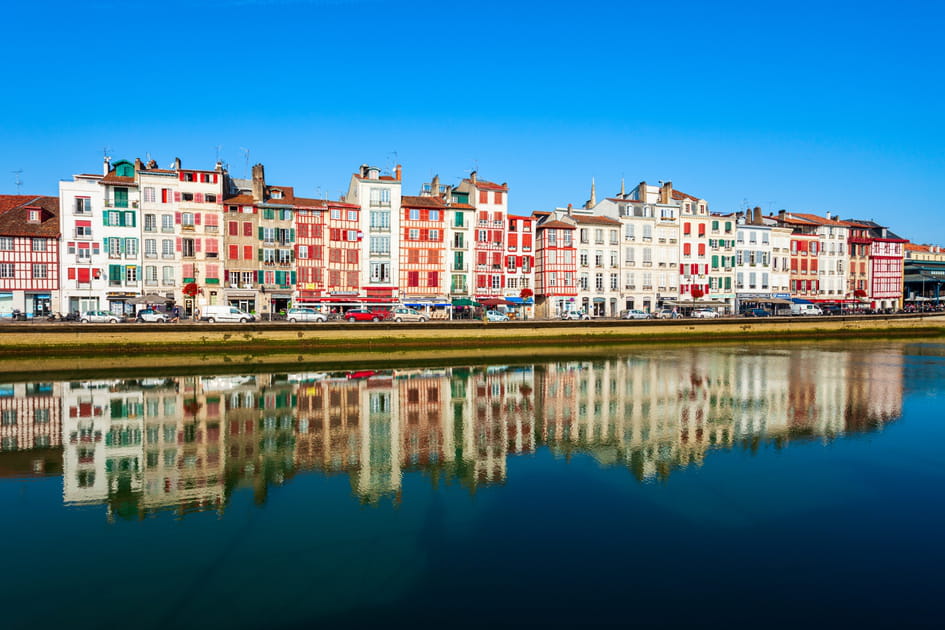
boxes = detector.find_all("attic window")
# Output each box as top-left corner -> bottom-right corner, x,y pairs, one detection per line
271,189 -> 283,199
28,209 -> 40,223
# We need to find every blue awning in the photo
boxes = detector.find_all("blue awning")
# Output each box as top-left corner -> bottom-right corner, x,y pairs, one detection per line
505,297 -> 533,304
791,298 -> 813,304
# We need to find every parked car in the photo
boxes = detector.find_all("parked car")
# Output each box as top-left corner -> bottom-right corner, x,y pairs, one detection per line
622,309 -> 650,320
135,309 -> 168,323
561,310 -> 590,320
285,307 -> 328,323
790,303 -> 823,316
202,305 -> 255,323
486,310 -> 509,322
821,303 -> 844,315
654,308 -> 682,320
744,308 -> 771,317
80,310 -> 121,323
344,308 -> 389,322
692,308 -> 720,319
390,307 -> 428,322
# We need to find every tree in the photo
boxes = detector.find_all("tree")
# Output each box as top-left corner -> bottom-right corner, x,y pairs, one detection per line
691,287 -> 705,299
182,282 -> 199,298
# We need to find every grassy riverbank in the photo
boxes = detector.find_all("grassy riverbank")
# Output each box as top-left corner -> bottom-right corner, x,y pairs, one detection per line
0,314 -> 943,379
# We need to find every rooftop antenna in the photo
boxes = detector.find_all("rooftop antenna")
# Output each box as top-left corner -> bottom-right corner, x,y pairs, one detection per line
11,169 -> 23,193
102,145 -> 112,158
386,150 -> 399,175
239,147 -> 250,179
215,144 -> 223,163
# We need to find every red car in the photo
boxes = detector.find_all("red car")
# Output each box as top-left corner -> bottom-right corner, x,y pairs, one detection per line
344,308 -> 390,322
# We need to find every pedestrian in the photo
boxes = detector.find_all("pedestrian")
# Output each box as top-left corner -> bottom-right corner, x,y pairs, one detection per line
171,306 -> 180,323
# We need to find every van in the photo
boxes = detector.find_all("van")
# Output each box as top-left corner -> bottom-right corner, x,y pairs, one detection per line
201,305 -> 255,323
791,303 -> 823,316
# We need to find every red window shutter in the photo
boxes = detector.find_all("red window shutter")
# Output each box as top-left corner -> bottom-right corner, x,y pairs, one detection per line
479,191 -> 488,204
698,223 -> 706,235
179,171 -> 185,181
68,268 -> 76,280
229,245 -> 239,260
492,252 -> 501,265
195,239 -> 202,253
684,222 -> 691,235
517,256 -> 524,266
77,268 -> 90,282
691,264 -> 698,275
194,212 -> 202,225
195,193 -> 204,204
523,235 -> 532,248
683,243 -> 691,256
478,252 -> 487,265
175,212 -> 182,224
213,173 -> 218,183
243,245 -> 252,260
174,192 -> 181,202
228,221 -> 238,236
698,244 -> 705,256
175,237 -> 181,252
509,234 -> 518,248
161,188 -> 168,203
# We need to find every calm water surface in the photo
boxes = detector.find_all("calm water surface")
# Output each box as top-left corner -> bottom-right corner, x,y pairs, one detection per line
2,342 -> 944,628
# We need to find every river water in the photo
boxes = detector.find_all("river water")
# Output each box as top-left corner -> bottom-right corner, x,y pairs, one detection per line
1,341 -> 944,627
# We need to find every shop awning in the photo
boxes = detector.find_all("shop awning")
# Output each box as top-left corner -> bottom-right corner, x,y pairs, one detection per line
504,297 -> 533,305
479,298 -> 515,307
790,298 -> 813,304
451,298 -> 481,307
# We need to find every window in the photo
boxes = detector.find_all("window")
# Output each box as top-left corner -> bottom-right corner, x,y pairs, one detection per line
429,229 -> 440,241
32,264 -> 47,279
181,239 -> 195,257
370,236 -> 390,255
161,215 -> 174,232
409,209 -> 420,220
0,263 -> 14,278
429,210 -> 440,221
74,197 -> 91,214
126,266 -> 137,283
370,210 -> 390,229
0,237 -> 13,250
347,210 -> 358,221
369,188 -> 391,208
409,229 -> 420,240
31,238 -> 47,252
144,214 -> 156,232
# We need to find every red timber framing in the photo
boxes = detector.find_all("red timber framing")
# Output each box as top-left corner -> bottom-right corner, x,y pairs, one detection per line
535,220 -> 577,298
0,196 -> 61,313
400,196 -> 447,300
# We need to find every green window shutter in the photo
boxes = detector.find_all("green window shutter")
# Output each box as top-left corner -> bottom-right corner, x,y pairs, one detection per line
289,228 -> 295,242
257,270 -> 264,283
258,248 -> 263,261
109,264 -> 122,279
290,271 -> 296,284
725,277 -> 731,289
275,271 -> 284,285
711,255 -> 719,268
258,227 -> 264,240
712,220 -> 719,230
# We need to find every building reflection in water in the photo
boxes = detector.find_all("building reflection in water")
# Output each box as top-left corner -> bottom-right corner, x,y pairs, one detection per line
0,345 -> 905,519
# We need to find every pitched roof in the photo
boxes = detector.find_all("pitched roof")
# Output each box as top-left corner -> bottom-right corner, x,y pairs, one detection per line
401,195 -> 446,209
671,189 -> 701,202
789,212 -> 849,227
0,195 -> 60,237
100,171 -> 137,186
538,220 -> 575,230
571,215 -> 621,226
605,197 -> 643,203
464,177 -> 508,191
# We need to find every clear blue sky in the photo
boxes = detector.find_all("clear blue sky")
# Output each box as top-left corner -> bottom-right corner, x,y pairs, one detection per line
3,0 -> 943,242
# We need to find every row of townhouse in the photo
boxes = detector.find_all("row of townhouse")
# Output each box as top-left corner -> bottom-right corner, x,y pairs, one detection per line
0,157 -> 910,318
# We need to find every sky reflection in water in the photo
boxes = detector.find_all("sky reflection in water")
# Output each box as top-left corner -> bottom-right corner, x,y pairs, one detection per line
1,342 -> 943,628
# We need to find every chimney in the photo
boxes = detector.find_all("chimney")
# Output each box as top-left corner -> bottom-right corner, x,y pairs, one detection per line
103,156 -> 111,175
215,161 -> 223,172
825,211 -> 832,221
134,157 -> 142,172
660,181 -> 672,205
173,157 -> 181,170
620,178 -> 625,198
567,203 -> 572,217
587,177 -> 596,209
251,163 -> 266,202
360,164 -> 369,178
637,181 -> 646,202
395,164 -> 402,181
444,184 -> 453,201
753,206 -> 762,225
470,170 -> 477,184
147,159 -> 157,169
778,209 -> 786,223
431,174 -> 440,196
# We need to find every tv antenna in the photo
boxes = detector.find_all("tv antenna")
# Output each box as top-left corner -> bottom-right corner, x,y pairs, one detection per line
239,147 -> 251,179
215,144 -> 223,163
11,169 -> 23,192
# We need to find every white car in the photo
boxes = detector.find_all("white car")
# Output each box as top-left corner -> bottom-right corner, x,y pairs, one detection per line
136,309 -> 168,323
80,310 -> 121,323
486,310 -> 509,322
692,308 -> 720,319
622,309 -> 650,320
286,307 -> 328,323
391,307 -> 428,322
561,311 -> 590,320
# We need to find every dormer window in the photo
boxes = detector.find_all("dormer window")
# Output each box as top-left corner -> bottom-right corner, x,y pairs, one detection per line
271,189 -> 283,199
27,208 -> 40,223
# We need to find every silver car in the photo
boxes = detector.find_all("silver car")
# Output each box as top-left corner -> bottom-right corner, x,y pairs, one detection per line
80,310 -> 121,323
286,307 -> 328,323
391,307 -> 428,322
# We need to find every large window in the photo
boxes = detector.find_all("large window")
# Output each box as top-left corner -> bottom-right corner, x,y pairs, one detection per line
0,263 -> 14,278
